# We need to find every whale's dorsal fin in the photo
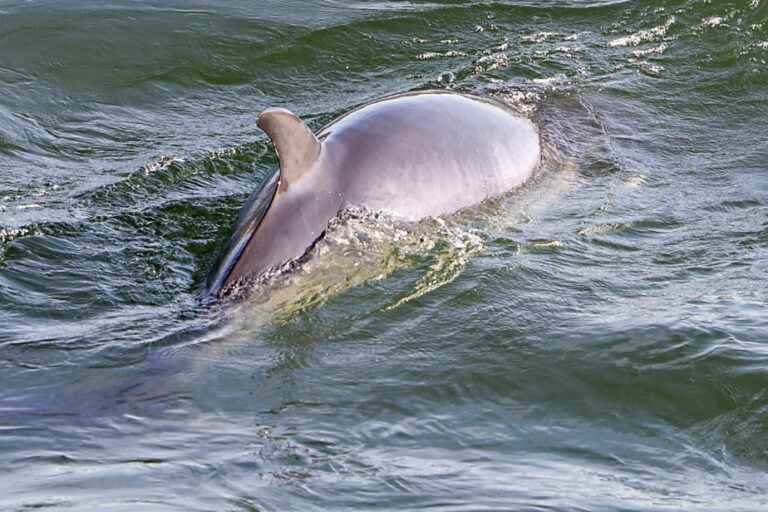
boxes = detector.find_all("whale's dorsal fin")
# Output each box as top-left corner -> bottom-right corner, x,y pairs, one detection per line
257,107 -> 320,192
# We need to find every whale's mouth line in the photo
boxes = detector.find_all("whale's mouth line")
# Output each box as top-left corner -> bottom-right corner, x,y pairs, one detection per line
204,170 -> 280,299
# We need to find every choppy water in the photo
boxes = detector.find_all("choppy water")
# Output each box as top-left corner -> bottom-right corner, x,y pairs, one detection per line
2,0 -> 767,510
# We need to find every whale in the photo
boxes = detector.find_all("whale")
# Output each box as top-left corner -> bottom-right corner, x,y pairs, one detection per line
206,90 -> 540,298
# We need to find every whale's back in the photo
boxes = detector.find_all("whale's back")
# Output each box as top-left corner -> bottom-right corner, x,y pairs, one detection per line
317,92 -> 540,220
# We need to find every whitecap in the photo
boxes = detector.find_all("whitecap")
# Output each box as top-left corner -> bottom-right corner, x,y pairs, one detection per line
609,17 -> 676,48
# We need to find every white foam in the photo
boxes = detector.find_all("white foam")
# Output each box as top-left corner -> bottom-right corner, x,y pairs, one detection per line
701,16 -> 726,28
554,46 -> 583,55
474,52 -> 510,72
142,156 -> 185,175
522,31 -> 562,44
0,226 -> 36,243
490,90 -> 541,116
416,50 -> 466,60
639,62 -> 665,77
532,74 -> 569,87
609,17 -> 676,47
632,43 -> 669,57
227,205 -> 484,319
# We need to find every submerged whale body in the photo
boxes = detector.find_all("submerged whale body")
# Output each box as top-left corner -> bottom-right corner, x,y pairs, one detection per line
207,91 -> 540,298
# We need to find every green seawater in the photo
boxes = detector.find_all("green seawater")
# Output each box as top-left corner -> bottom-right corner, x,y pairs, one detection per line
1,0 -> 767,510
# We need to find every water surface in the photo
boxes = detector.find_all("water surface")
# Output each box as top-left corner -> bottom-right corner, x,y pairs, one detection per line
1,0 -> 767,510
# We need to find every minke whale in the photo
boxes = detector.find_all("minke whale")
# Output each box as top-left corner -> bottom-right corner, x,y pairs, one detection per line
206,90 -> 540,298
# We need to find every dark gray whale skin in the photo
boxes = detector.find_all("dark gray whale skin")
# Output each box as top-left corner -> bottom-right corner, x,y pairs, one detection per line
206,90 -> 540,297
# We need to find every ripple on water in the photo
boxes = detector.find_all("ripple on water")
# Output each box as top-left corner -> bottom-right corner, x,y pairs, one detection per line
2,0 -> 768,509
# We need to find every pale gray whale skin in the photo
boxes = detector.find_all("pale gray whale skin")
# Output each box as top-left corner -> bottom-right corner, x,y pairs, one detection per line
206,90 -> 540,298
